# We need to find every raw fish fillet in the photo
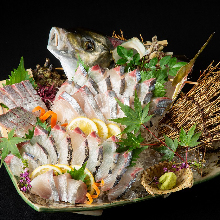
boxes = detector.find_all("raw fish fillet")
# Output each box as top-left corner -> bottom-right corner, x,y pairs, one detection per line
20,141 -> 50,165
4,154 -> 23,177
101,151 -> 132,191
68,127 -> 88,166
0,107 -> 37,137
31,126 -> 58,164
50,125 -> 73,165
95,136 -> 119,182
108,167 -> 143,201
86,131 -> 102,174
31,170 -> 59,201
67,179 -> 87,204
54,173 -> 72,202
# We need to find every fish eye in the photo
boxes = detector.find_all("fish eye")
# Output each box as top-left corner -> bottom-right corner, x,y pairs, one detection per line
84,40 -> 95,51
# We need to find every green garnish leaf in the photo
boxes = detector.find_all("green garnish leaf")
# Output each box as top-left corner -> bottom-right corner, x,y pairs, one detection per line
3,57 -> 37,88
110,91 -> 153,134
0,129 -> 28,166
116,133 -> 147,167
67,163 -> 87,183
156,135 -> 178,161
76,54 -> 90,73
159,55 -> 171,66
0,103 -> 9,110
179,124 -> 201,147
117,133 -> 145,153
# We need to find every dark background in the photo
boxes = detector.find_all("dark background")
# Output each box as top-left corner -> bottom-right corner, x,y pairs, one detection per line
0,1 -> 220,219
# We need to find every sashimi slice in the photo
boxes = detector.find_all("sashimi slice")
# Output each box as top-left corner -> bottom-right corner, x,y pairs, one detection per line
123,69 -> 141,97
11,82 -> 37,112
22,152 -> 39,173
73,63 -> 88,86
67,179 -> 87,204
30,126 -> 58,164
52,99 -> 80,124
95,136 -> 119,182
107,67 -> 125,98
50,125 -> 73,165
4,154 -> 23,177
55,80 -> 78,100
54,173 -> 72,202
88,65 -> 107,83
150,97 -> 172,116
95,93 -> 110,120
2,85 -> 23,106
0,89 -> 17,109
107,90 -> 118,119
86,131 -> 102,174
22,80 -> 47,110
68,127 -> 88,166
20,141 -> 50,165
30,170 -> 59,201
101,151 -> 132,191
72,86 -> 105,121
60,91 -> 86,117
0,107 -> 36,137
108,167 -> 143,201
138,78 -> 156,104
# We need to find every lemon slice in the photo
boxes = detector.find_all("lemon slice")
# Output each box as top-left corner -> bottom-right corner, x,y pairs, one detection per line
67,116 -> 98,136
107,123 -> 122,138
30,165 -> 63,179
71,165 -> 95,195
55,164 -> 73,173
92,118 -> 108,140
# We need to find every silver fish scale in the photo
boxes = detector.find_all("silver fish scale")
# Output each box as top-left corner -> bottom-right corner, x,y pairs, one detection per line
3,85 -> 23,106
61,91 -> 86,117
107,90 -> 118,119
0,89 -> 17,109
84,86 -> 106,122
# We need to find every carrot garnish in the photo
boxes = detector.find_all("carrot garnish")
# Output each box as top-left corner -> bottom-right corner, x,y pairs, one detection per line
32,106 -> 46,117
91,183 -> 100,199
61,123 -> 68,127
86,192 -> 93,204
40,110 -> 57,128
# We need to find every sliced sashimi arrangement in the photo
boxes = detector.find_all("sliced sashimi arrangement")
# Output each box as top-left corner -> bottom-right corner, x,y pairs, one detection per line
1,27 -> 208,209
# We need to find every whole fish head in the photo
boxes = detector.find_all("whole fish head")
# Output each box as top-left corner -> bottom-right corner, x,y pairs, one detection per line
47,27 -> 114,80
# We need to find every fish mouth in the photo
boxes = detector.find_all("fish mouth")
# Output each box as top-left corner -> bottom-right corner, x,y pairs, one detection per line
47,27 -> 76,60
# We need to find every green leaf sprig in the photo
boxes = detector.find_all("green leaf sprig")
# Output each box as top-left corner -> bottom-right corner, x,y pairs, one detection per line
116,46 -> 141,72
67,162 -> 88,184
110,91 -> 153,166
0,129 -> 28,166
141,56 -> 187,97
155,124 -> 201,162
110,91 -> 153,134
3,57 -> 37,89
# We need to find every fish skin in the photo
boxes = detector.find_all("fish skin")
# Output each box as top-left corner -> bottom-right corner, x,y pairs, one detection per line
2,85 -> 23,106
22,152 -> 39,173
107,90 -> 118,119
101,151 -> 132,191
0,88 -> 17,109
86,131 -> 102,174
0,107 -> 37,137
95,136 -> 119,182
60,91 -> 86,117
48,27 -> 114,80
108,167 -> 143,201
20,141 -> 50,165
31,126 -> 58,165
50,125 -> 73,165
